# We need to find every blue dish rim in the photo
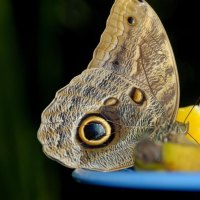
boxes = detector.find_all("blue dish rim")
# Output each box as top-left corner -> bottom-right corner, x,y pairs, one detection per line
72,168 -> 200,191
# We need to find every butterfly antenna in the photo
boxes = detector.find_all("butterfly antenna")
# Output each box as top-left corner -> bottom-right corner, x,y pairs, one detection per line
183,96 -> 200,124
183,96 -> 200,144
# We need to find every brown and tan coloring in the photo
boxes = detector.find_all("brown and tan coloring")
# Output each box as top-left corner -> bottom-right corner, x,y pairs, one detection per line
37,0 -> 186,171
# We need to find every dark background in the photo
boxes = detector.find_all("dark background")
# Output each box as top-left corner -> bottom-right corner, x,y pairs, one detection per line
0,0 -> 199,199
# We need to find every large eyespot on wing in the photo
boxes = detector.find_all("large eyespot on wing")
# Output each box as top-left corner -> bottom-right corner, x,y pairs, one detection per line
88,0 -> 179,123
77,114 -> 114,147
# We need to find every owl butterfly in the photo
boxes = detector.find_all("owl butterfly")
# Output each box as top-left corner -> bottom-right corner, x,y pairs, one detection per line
37,0 -> 187,171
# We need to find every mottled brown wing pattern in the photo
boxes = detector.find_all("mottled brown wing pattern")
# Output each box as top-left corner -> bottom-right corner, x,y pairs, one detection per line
37,0 -> 183,171
88,0 -> 179,122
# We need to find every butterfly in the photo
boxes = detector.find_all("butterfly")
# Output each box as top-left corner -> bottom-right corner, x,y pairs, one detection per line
37,0 -> 187,171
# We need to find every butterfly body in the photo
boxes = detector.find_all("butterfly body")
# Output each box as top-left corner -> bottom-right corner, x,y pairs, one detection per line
38,0 -> 186,171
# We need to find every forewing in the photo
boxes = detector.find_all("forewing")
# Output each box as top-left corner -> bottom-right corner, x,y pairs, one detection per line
88,0 -> 179,121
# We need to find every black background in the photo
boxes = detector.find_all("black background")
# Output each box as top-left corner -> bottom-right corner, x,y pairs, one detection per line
0,0 -> 200,199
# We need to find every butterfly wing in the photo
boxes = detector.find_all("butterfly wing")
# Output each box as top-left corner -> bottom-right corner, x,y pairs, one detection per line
38,0 -> 179,171
88,0 -> 179,122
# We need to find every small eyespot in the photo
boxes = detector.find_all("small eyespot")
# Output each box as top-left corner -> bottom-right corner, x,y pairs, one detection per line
129,87 -> 146,105
78,115 -> 112,147
138,0 -> 144,3
113,60 -> 119,66
127,17 -> 135,25
104,97 -> 119,106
